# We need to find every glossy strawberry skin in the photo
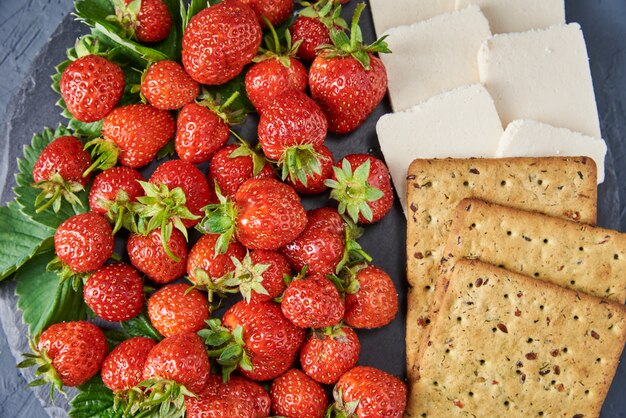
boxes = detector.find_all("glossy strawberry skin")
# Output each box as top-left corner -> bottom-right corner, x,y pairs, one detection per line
182,0 -> 262,85
334,366 -> 407,418
88,166 -> 144,215
222,300 -> 305,381
282,274 -> 344,328
290,16 -> 331,63
286,144 -> 334,194
344,265 -> 398,329
175,103 -> 230,163
102,104 -> 175,168
209,144 -> 275,199
309,53 -> 388,134
248,250 -> 291,303
306,206 -> 346,236
245,57 -> 308,114
187,233 -> 246,284
101,337 -> 157,392
300,326 -> 360,384
185,375 -> 256,418
270,369 -> 327,418
142,60 -> 199,110
147,283 -> 210,337
228,375 -> 271,418
130,0 -> 172,43
55,212 -> 114,273
239,0 -> 293,27
149,159 -> 214,227
258,90 -> 328,161
84,263 -> 144,322
127,228 -> 188,284
60,55 -> 125,123
234,178 -> 307,250
33,136 -> 92,185
38,321 -> 107,387
143,333 -> 211,394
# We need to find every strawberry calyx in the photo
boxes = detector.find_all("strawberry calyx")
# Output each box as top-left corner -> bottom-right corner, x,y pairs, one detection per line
196,185 -> 238,255
298,0 -> 348,31
336,262 -> 369,295
32,172 -> 85,214
106,0 -> 142,40
335,215 -> 372,273
17,337 -> 65,400
325,158 -> 384,223
83,139 -> 120,177
228,132 -> 270,177
124,378 -> 194,418
279,144 -> 326,187
199,319 -> 253,382
46,256 -> 91,291
311,323 -> 349,342
196,90 -> 247,126
188,268 -> 239,304
97,189 -> 138,234
231,252 -> 271,303
254,18 -> 302,67
326,387 -> 360,418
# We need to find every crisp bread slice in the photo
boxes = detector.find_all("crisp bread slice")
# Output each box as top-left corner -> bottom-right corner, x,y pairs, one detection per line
406,157 -> 597,378
407,259 -> 626,418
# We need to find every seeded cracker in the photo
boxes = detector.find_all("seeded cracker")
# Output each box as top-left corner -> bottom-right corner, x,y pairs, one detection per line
408,259 -> 626,418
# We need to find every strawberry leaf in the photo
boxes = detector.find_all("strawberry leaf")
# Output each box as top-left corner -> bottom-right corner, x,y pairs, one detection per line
69,376 -> 122,418
121,311 -> 164,342
181,0 -> 208,30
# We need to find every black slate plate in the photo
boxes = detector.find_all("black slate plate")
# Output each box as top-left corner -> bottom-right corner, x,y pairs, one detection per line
1,1 -> 625,417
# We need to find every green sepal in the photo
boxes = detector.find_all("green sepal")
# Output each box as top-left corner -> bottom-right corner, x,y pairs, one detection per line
230,252 -> 271,302
83,138 -> 120,177
326,387 -> 360,418
298,0 -> 347,30
33,172 -> 85,214
253,17 -> 302,66
97,189 -> 139,235
196,184 -> 238,254
228,130 -> 270,177
188,268 -> 239,304
17,337 -> 66,401
279,144 -> 326,186
46,256 -> 91,292
335,215 -> 372,273
196,89 -> 247,126
200,320 -> 251,382
125,378 -> 194,418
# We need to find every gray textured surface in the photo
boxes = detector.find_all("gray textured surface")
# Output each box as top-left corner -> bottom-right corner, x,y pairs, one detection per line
0,1 -> 625,417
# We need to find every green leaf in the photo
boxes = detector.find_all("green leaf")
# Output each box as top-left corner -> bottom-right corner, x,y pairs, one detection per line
120,311 -> 163,341
69,376 -> 122,418
181,0 -> 208,30
15,251 -> 89,336
0,202 -> 55,281
204,72 -> 255,116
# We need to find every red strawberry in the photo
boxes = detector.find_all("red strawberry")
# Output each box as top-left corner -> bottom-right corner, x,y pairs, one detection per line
182,0 -> 262,85
127,228 -> 188,284
209,144 -> 275,199
60,55 -> 125,123
147,283 -> 210,337
282,273 -> 344,328
227,375 -> 271,418
326,154 -> 393,224
343,264 -> 398,329
239,0 -> 293,27
258,90 -> 328,185
175,102 -> 230,164
286,144 -> 334,194
113,0 -> 172,43
306,206 -> 345,236
185,390 -> 255,418
235,250 -> 291,303
87,104 -> 175,169
141,60 -> 199,110
32,135 -> 92,213
270,369 -> 328,418
19,321 -> 107,392
84,263 -> 144,322
290,0 -> 347,63
300,325 -> 360,384
101,337 -> 157,392
187,233 -> 246,290
309,4 -> 390,133
331,366 -> 407,418
199,178 -> 307,252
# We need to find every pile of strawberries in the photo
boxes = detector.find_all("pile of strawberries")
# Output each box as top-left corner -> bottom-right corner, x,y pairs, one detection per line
19,0 -> 407,416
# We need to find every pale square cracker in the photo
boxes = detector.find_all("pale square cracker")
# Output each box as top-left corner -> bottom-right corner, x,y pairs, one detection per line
407,259 -> 626,417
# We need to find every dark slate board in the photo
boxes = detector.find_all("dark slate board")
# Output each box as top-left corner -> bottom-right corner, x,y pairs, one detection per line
1,1 -> 625,417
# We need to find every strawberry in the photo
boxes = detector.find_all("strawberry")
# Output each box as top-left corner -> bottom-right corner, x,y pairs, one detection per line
309,4 -> 390,134
300,325 -> 360,384
306,206 -> 346,236
18,321 -> 107,393
270,369 -> 328,418
60,54 -> 125,123
185,390 -> 255,418
84,263 -> 144,322
88,166 -> 144,233
147,283 -> 210,337
286,144 -> 334,194
239,0 -> 293,28
86,104 -> 175,170
141,60 -> 199,110
209,144 -> 275,199
290,0 -> 347,62
343,264 -> 398,329
111,0 -> 172,43
227,375 -> 271,418
199,178 -> 307,252
101,337 -> 157,392
281,273 -> 345,328
257,90 -> 328,186
32,135 -> 92,213
182,0 -> 262,85
330,366 -> 407,418
233,250 -> 291,303
326,154 -> 393,224
127,228 -> 188,284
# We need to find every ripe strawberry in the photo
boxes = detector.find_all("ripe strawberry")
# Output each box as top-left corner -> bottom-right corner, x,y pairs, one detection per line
227,375 -> 271,418
84,263 -> 144,322
147,283 -> 210,337
111,0 -> 172,43
19,321 -> 107,393
60,55 -> 125,123
175,101 -> 230,164
87,104 -> 175,169
141,60 -> 199,110
185,390 -> 255,418
127,228 -> 188,284
300,325 -> 360,384
234,250 -> 291,303
239,0 -> 293,27
309,4 -> 390,133
199,178 -> 307,252
32,135 -> 92,213
286,144 -> 334,194
270,369 -> 328,418
307,206 -> 346,236
282,273 -> 344,328
343,264 -> 398,329
101,337 -> 157,392
258,90 -> 328,185
182,0 -> 262,85
326,154 -> 393,224
290,0 -> 347,63
209,144 -> 275,199
331,366 -> 407,418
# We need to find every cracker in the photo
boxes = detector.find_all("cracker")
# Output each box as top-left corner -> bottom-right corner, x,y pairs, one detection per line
406,157 -> 597,378
407,259 -> 626,417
